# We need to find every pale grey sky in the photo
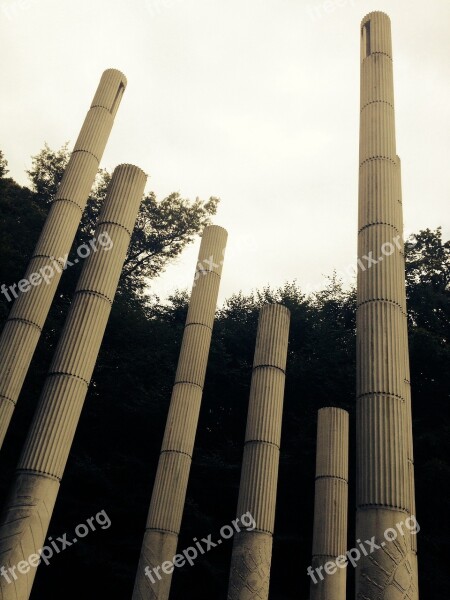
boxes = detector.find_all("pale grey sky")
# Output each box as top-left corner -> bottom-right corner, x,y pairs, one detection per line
1,0 -> 449,303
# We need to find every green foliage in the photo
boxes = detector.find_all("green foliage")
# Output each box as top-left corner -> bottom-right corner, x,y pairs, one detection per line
26,144 -> 218,298
405,227 -> 450,338
0,151 -> 8,178
121,192 -> 218,297
0,147 -> 448,598
27,142 -> 70,203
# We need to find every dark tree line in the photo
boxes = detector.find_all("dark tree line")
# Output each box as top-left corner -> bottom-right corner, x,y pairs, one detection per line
0,147 -> 448,598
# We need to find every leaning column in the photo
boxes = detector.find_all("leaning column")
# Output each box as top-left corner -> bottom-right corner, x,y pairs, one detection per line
356,11 -> 418,599
0,68 -> 127,449
309,407 -> 348,600
132,225 -> 227,600
227,303 -> 290,600
0,164 -> 146,600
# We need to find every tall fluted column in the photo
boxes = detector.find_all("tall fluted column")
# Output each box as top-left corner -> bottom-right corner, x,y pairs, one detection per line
0,165 -> 146,600
132,225 -> 227,600
310,407 -> 348,600
227,304 -> 290,600
356,12 -> 418,599
0,69 -> 127,449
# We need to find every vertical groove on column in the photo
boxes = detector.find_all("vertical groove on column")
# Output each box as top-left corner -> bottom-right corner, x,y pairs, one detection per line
356,302 -> 407,398
310,408 -> 348,600
0,164 -> 146,600
244,368 -> 286,445
235,442 -> 281,534
146,452 -> 192,534
315,407 -> 349,481
132,225 -> 228,600
0,69 -> 127,449
358,160 -> 398,232
227,304 -> 290,600
357,396 -> 408,508
356,11 -> 418,600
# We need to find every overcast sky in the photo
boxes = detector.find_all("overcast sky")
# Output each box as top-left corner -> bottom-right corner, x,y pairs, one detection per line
1,0 -> 449,304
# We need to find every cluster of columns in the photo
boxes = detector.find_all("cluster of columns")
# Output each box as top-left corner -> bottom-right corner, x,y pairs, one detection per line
0,68 -> 126,448
0,164 -> 146,600
0,70 -> 149,600
132,292 -> 291,600
0,10 -> 420,600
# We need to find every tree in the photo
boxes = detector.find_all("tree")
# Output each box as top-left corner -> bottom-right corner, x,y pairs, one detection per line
26,144 -> 219,298
402,228 -> 450,597
405,227 -> 450,335
1,147 -> 449,598
0,151 -> 8,178
27,142 -> 70,203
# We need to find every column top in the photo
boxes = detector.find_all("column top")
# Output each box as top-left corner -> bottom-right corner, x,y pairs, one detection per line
361,10 -> 390,26
253,303 -> 290,371
360,11 -> 392,62
318,406 -> 349,416
91,69 -> 128,117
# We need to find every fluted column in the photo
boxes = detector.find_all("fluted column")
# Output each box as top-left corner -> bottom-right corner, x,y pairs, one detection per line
310,407 -> 348,600
227,304 -> 290,600
132,225 -> 228,600
0,164 -> 146,600
0,69 -> 127,449
356,11 -> 418,599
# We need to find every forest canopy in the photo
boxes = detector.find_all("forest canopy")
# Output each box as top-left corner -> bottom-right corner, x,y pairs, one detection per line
0,147 -> 448,598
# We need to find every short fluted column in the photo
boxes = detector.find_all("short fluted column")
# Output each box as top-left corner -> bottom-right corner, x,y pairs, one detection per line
310,407 -> 349,600
227,303 -> 290,600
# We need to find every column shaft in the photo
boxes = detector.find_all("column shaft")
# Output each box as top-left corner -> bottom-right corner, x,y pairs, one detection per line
0,69 -> 127,448
0,164 -> 146,600
227,303 -> 290,600
356,11 -> 418,599
132,225 -> 228,600
310,407 -> 349,600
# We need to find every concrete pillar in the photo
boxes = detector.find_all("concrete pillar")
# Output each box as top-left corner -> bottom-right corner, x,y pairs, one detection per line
0,164 -> 146,600
310,407 -> 348,600
0,69 -> 127,449
356,12 -> 418,599
227,303 -> 290,600
132,225 -> 227,600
